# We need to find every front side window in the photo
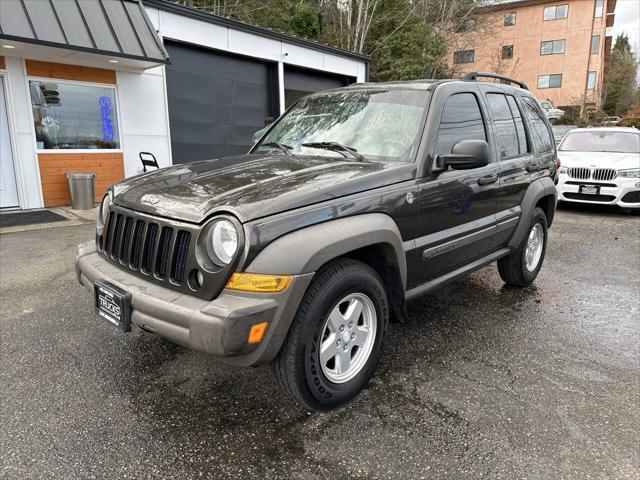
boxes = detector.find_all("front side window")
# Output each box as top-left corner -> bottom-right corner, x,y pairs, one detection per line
504,12 -> 516,26
454,50 -> 475,64
586,71 -> 597,90
538,74 -> 563,89
29,80 -> 119,150
544,4 -> 568,20
540,39 -> 565,55
486,93 -> 529,159
502,45 -> 514,59
522,98 -> 554,153
591,35 -> 600,54
559,131 -> 639,153
434,93 -> 486,157
256,89 -> 430,162
594,0 -> 604,17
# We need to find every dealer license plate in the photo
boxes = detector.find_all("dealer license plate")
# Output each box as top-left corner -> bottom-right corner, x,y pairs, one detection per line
579,184 -> 600,195
95,280 -> 132,332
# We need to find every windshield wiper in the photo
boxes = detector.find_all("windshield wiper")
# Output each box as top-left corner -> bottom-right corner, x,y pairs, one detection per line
259,142 -> 293,155
301,141 -> 365,161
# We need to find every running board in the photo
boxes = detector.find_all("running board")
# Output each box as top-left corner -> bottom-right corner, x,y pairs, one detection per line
405,248 -> 512,302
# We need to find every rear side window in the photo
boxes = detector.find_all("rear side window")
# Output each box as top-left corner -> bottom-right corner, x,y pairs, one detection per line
521,98 -> 554,153
435,93 -> 486,156
486,93 -> 529,159
507,96 -> 529,155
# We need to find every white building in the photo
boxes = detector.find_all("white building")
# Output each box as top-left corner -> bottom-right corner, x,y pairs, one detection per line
0,0 -> 369,210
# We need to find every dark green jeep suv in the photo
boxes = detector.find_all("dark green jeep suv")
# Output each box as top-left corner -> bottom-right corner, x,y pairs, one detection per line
76,72 -> 558,410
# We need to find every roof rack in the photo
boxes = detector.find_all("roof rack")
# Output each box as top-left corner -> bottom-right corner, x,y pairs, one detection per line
462,72 -> 528,90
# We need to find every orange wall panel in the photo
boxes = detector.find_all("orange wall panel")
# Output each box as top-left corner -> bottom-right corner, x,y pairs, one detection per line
0,56 -> 5,69
25,60 -> 116,84
38,152 -> 124,207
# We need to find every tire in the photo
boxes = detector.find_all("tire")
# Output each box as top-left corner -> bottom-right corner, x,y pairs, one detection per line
272,258 -> 389,411
498,207 -> 548,287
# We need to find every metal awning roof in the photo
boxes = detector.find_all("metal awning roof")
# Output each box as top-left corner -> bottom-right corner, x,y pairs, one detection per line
0,0 -> 169,65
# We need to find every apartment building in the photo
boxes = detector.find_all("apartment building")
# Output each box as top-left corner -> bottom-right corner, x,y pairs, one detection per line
449,0 -> 615,112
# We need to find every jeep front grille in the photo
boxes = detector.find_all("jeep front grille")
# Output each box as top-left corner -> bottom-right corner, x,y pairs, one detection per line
102,211 -> 190,284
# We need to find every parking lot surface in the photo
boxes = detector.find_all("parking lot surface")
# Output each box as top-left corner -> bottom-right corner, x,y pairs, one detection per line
1,204 -> 639,479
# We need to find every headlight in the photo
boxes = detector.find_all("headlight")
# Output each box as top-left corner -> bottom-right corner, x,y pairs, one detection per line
559,166 -> 568,174
618,168 -> 640,178
205,219 -> 238,266
97,191 -> 112,230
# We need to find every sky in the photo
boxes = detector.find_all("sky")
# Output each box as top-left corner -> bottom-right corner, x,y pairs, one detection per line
607,0 -> 640,84
607,0 -> 640,51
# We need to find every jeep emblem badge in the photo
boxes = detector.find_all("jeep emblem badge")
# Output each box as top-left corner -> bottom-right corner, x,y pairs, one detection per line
141,194 -> 161,206
406,192 -> 416,205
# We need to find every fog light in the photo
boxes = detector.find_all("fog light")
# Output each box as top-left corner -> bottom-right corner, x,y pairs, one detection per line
225,272 -> 291,292
635,182 -> 640,189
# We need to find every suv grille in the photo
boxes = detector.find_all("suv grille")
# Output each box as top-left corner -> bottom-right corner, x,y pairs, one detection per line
102,210 -> 191,284
593,168 -> 617,181
567,168 -> 590,180
567,168 -> 617,181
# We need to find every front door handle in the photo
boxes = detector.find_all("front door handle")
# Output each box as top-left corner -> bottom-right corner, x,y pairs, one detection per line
478,174 -> 498,186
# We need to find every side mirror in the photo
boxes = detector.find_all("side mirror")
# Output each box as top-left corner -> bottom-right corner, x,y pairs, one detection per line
437,140 -> 489,170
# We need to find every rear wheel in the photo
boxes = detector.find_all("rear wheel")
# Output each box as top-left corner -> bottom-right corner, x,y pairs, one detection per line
272,258 -> 388,411
498,207 -> 548,287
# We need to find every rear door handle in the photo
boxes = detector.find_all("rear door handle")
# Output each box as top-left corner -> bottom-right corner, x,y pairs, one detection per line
526,164 -> 545,173
478,174 -> 498,186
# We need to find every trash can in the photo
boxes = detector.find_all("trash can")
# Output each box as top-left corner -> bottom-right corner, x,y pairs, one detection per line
65,172 -> 96,210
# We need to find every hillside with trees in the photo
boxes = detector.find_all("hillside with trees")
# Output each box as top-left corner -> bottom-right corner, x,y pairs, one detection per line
168,0 -> 482,81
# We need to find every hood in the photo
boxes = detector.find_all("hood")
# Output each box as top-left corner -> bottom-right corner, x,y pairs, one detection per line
113,154 -> 415,223
557,151 -> 640,170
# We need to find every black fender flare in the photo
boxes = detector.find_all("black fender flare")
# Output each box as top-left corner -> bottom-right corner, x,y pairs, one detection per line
247,213 -> 407,289
509,177 -> 557,248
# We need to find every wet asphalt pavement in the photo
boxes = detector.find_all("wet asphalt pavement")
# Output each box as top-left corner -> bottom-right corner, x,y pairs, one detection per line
1,204 -> 639,479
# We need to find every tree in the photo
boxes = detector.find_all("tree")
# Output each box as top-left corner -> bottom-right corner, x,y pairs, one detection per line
603,34 -> 638,116
371,13 -> 446,81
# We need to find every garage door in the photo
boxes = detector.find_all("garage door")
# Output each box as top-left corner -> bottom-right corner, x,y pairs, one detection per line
284,66 -> 356,108
165,41 -> 278,163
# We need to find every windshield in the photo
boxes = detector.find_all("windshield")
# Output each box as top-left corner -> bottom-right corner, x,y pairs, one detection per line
254,89 -> 430,162
559,131 -> 640,153
541,102 -> 553,109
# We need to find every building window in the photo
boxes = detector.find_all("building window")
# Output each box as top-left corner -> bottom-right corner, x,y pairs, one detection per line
543,4 -> 568,20
591,35 -> 600,54
502,45 -> 514,59
540,39 -> 566,55
504,12 -> 516,26
586,71 -> 597,90
454,50 -> 475,64
29,80 -> 119,150
594,0 -> 604,17
538,74 -> 563,89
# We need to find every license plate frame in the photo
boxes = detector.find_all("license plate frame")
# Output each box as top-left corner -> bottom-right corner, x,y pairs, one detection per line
94,280 -> 132,332
579,184 -> 600,195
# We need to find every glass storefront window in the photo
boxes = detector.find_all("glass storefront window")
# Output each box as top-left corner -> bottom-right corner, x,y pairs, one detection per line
29,80 -> 119,150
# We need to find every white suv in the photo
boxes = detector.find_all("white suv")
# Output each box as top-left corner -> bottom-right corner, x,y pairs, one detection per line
557,127 -> 640,209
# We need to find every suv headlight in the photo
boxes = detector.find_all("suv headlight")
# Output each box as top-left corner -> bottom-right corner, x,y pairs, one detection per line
205,218 -> 239,266
97,190 -> 112,231
618,169 -> 640,178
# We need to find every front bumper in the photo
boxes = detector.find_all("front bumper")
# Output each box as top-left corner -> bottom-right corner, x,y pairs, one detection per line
75,242 -> 313,366
557,174 -> 640,208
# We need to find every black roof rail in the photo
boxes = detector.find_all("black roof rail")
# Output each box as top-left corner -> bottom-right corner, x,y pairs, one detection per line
462,72 -> 528,90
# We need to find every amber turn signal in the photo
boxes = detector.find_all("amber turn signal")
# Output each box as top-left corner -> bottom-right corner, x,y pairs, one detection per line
248,322 -> 269,344
225,272 -> 292,293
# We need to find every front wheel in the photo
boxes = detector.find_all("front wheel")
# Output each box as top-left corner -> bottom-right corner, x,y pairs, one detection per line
498,207 -> 548,287
272,258 -> 388,411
